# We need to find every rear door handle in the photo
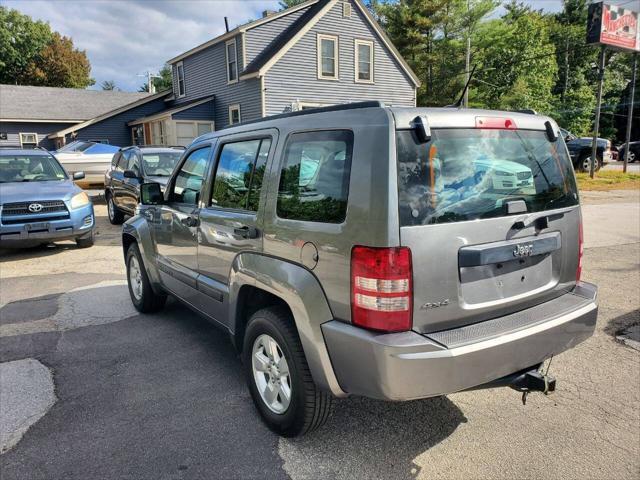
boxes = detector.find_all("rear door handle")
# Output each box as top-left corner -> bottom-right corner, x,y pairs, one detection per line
180,216 -> 199,227
233,226 -> 259,239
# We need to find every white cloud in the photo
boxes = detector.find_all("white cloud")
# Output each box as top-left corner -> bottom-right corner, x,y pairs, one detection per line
3,0 -> 280,91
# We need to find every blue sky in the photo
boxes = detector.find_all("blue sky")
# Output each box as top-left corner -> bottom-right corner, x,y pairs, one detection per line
4,0 -> 567,92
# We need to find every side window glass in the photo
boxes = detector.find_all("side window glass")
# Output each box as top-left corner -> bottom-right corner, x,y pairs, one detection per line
211,138 -> 271,211
277,130 -> 353,223
171,146 -> 211,204
127,152 -> 140,174
116,152 -> 129,171
247,139 -> 271,211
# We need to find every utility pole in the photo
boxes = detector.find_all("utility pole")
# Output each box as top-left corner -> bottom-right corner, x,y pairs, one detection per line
590,45 -> 606,179
623,53 -> 637,174
137,71 -> 161,94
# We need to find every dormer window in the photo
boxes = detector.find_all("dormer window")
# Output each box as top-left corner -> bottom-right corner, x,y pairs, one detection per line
317,34 -> 338,80
226,38 -> 238,84
176,61 -> 185,97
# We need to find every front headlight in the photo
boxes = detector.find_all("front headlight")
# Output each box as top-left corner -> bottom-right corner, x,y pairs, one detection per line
70,192 -> 90,209
494,171 -> 511,176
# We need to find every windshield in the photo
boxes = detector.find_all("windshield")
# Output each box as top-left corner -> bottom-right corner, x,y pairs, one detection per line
142,152 -> 182,176
0,154 -> 67,183
56,141 -> 95,153
396,129 -> 578,226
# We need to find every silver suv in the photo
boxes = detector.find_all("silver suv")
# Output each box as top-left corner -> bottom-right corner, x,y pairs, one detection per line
122,102 -> 598,436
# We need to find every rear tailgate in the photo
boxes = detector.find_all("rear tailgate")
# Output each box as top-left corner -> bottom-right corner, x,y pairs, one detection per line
395,116 -> 581,333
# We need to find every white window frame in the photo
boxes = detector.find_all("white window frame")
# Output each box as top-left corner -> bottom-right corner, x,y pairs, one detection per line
317,34 -> 339,80
176,61 -> 186,98
19,132 -> 38,148
354,39 -> 374,84
228,104 -> 241,125
226,38 -> 239,84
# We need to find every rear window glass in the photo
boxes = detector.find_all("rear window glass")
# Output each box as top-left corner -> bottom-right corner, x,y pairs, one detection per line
396,129 -> 578,226
277,130 -> 353,223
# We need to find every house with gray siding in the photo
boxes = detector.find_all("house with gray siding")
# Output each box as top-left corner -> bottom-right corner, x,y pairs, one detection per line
165,0 -> 419,130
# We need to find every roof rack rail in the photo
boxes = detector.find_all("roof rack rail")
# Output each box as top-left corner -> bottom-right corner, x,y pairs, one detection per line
121,144 -> 186,150
232,101 -> 386,129
0,145 -> 23,149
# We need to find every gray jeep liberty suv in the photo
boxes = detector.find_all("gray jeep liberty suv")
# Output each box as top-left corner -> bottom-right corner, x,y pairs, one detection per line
122,102 -> 598,436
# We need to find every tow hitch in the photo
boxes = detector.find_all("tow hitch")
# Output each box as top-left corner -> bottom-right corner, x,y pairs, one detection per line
509,369 -> 556,405
468,360 -> 556,405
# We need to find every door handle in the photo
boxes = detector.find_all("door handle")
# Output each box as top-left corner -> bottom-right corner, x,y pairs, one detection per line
180,216 -> 199,227
233,225 -> 259,239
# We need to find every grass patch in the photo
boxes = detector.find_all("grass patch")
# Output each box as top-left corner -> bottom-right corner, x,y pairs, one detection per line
576,171 -> 640,191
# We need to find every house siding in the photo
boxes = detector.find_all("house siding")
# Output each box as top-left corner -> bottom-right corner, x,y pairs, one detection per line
171,37 -> 263,130
172,99 -> 215,121
68,96 -> 168,147
264,0 -> 415,116
0,121 -> 75,150
244,6 -> 312,67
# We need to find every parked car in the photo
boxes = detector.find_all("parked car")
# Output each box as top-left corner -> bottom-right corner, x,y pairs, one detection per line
560,128 -> 612,172
0,147 -> 95,248
617,140 -> 640,163
104,146 -> 184,224
54,141 -> 121,185
121,103 -> 597,436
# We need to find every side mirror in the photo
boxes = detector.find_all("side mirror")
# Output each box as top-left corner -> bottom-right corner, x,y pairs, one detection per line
140,183 -> 164,205
123,169 -> 140,179
73,171 -> 85,180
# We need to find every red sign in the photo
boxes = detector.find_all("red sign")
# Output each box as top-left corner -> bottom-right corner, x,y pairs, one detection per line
587,2 -> 640,52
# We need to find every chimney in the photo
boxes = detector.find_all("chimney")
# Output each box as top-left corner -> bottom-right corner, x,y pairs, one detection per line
262,10 -> 276,18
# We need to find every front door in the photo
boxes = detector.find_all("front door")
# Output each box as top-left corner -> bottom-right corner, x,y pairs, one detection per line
197,133 -> 275,326
155,144 -> 212,300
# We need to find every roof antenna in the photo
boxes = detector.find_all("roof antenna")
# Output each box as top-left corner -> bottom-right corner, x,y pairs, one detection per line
449,64 -> 477,108
224,17 -> 229,33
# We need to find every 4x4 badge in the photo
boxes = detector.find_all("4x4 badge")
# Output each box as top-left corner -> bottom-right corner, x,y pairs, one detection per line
420,299 -> 450,309
513,244 -> 534,257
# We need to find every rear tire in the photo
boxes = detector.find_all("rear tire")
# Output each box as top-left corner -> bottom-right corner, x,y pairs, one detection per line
107,192 -> 125,225
126,243 -> 166,313
243,306 -> 333,437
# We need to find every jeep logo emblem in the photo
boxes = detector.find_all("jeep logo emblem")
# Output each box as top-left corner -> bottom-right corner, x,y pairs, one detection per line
28,203 -> 43,213
513,244 -> 534,257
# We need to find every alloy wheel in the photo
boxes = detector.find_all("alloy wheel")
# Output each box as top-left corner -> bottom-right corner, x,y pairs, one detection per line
128,255 -> 143,301
252,334 -> 292,414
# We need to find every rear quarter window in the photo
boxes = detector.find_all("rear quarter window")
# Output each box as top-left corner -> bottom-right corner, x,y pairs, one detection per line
276,130 -> 353,223
396,129 -> 578,226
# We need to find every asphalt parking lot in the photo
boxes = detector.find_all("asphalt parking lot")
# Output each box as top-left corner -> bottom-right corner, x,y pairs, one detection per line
0,190 -> 638,480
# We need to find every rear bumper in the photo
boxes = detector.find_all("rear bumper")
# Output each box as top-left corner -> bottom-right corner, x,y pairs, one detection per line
322,282 -> 597,401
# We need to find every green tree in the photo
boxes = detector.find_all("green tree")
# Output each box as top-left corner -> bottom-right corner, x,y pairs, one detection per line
26,32 -> 94,88
138,64 -> 173,92
101,80 -> 117,90
278,0 -> 307,9
0,6 -> 52,84
0,7 -> 93,88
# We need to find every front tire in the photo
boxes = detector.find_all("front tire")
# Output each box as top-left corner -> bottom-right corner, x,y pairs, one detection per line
76,231 -> 94,248
243,307 -> 333,437
126,243 -> 166,313
107,192 -> 125,225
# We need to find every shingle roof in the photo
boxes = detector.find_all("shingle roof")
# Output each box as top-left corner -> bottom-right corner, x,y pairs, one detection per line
0,84 -> 151,122
243,0 -> 330,76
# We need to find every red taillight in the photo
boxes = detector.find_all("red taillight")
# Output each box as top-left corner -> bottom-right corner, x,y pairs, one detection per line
577,219 -> 584,282
475,116 -> 517,130
351,246 -> 412,332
